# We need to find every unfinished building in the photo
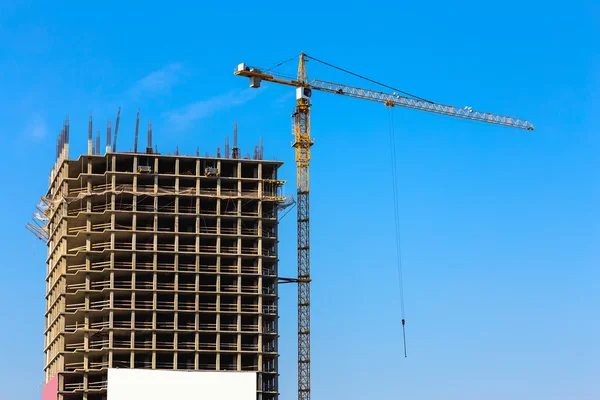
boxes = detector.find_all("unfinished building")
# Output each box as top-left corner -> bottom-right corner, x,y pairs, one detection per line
37,117 -> 285,400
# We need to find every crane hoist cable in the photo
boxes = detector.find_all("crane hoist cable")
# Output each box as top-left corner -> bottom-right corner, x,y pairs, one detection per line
388,107 -> 408,358
311,54 -> 410,358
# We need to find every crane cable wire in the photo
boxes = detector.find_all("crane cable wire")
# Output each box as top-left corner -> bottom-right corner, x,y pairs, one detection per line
306,54 -> 433,103
263,55 -> 299,74
388,107 -> 408,358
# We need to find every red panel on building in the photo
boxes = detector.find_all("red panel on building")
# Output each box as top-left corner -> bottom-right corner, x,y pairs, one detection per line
42,375 -> 58,400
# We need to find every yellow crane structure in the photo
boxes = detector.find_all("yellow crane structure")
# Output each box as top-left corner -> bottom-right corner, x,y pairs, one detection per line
234,53 -> 534,400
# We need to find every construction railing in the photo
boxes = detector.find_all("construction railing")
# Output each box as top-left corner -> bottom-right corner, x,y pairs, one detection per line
221,265 -> 239,273
178,322 -> 197,330
63,382 -> 84,391
220,323 -> 238,331
65,341 -> 85,351
241,304 -> 259,313
88,381 -> 107,390
64,362 -> 84,372
89,361 -> 109,370
242,265 -> 260,274
178,302 -> 196,310
132,300 -> 153,310
89,339 -> 110,350
241,324 -> 259,332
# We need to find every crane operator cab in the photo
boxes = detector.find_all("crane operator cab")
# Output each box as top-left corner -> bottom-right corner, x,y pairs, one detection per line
297,87 -> 312,101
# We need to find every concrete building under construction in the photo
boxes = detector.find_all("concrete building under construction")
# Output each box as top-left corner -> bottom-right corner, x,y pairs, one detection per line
36,115 -> 286,400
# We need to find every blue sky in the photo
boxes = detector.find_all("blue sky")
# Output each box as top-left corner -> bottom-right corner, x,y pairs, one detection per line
1,1 -> 598,399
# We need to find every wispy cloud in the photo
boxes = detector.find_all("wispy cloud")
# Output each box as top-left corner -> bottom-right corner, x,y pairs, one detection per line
275,91 -> 295,106
129,63 -> 183,97
24,113 -> 47,141
163,89 -> 261,130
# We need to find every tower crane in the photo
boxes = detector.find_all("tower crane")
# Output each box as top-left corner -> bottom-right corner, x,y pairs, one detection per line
234,53 -> 534,400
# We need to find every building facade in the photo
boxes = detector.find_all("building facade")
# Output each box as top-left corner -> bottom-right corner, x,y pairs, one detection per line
43,151 -> 283,400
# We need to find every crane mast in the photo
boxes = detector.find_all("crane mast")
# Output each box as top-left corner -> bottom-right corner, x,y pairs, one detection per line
292,53 -> 313,400
234,53 -> 534,400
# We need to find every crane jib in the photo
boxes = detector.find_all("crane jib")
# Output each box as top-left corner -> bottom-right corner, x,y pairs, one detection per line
233,67 -> 534,130
309,79 -> 535,130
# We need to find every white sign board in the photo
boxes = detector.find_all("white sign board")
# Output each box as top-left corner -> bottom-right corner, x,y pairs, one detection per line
107,369 -> 257,400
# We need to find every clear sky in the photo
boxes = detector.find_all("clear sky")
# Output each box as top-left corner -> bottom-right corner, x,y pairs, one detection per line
0,1 -> 598,399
